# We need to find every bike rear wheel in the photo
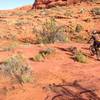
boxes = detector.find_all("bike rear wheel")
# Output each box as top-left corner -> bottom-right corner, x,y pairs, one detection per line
89,45 -> 96,56
96,48 -> 100,60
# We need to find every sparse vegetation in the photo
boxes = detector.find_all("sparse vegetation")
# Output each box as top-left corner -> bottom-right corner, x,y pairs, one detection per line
67,46 -> 87,63
30,48 -> 55,61
13,11 -> 26,16
75,24 -> 83,33
66,23 -> 75,34
26,10 -> 35,16
15,19 -> 29,26
36,17 -> 68,44
64,9 -> 73,17
0,54 -> 33,84
0,1 -> 100,100
74,51 -> 87,63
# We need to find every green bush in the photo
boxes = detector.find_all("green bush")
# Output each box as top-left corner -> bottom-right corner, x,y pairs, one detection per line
36,17 -> 68,44
74,52 -> 87,63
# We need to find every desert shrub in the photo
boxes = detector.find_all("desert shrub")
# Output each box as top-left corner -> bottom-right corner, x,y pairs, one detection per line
32,53 -> 44,62
31,48 -> 55,61
0,54 -> 33,84
39,48 -> 55,57
67,46 -> 87,63
91,7 -> 100,15
75,24 -> 83,33
74,51 -> 87,63
36,17 -> 68,44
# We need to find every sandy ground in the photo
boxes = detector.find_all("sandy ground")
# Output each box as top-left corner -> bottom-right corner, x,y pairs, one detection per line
0,41 -> 100,100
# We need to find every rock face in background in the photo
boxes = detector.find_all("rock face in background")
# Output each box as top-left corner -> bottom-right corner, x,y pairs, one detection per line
32,0 -> 84,9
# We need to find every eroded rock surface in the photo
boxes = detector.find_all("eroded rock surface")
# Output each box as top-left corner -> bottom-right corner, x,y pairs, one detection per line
32,0 -> 84,9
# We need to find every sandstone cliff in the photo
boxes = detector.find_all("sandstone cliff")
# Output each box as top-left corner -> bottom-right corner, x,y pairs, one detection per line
32,0 -> 84,9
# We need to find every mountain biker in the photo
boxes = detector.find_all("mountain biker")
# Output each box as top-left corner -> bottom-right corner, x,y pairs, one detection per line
88,30 -> 100,60
88,31 -> 100,47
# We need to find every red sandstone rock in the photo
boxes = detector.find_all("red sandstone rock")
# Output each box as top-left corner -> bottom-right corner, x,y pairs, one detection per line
32,0 -> 83,9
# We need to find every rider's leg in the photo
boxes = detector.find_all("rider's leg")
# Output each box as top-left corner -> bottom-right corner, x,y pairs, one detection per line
90,45 -> 95,56
90,42 -> 96,56
96,42 -> 100,60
